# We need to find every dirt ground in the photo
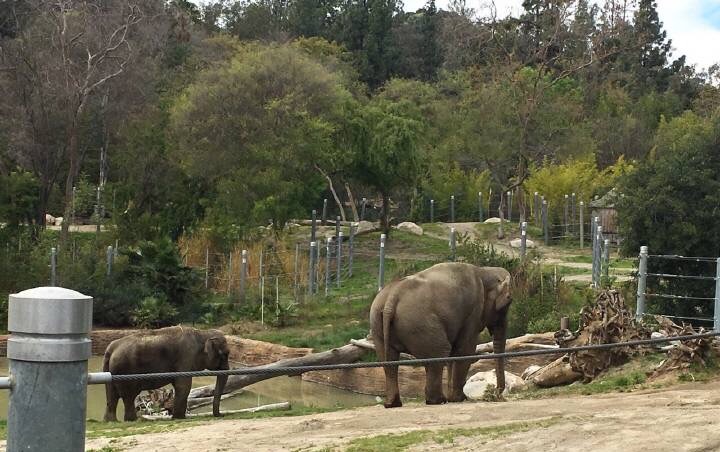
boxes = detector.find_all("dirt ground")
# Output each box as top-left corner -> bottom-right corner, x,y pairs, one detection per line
82,379 -> 720,452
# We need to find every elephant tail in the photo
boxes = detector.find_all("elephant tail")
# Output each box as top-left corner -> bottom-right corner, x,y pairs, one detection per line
382,293 -> 399,362
102,346 -> 112,372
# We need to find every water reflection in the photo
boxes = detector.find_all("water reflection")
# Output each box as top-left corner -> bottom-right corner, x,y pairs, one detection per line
0,357 -> 376,420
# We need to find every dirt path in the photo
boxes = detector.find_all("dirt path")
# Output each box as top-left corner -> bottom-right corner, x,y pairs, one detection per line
83,380 -> 720,451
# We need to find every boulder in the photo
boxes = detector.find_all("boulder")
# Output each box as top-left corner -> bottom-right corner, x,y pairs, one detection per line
483,217 -> 503,224
521,365 -> 542,381
510,238 -> 536,249
396,222 -> 423,236
45,214 -> 55,225
54,217 -> 64,226
354,220 -> 378,235
463,369 -> 525,400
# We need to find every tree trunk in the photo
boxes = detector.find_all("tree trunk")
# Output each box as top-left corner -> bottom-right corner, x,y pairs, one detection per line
188,344 -> 368,400
345,182 -> 359,222
61,119 -> 80,244
315,165 -> 346,221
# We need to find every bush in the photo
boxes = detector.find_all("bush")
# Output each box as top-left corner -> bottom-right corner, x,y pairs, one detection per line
131,296 -> 179,328
420,164 -> 491,221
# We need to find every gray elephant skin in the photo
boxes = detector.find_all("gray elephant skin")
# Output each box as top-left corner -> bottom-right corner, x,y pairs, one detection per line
370,262 -> 512,408
103,326 -> 230,421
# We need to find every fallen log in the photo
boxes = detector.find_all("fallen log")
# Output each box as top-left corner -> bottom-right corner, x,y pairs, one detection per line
188,344 -> 368,400
188,392 -> 240,410
141,402 -> 291,421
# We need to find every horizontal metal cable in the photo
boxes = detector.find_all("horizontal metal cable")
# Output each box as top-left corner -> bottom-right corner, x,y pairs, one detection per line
644,313 -> 714,323
648,254 -> 718,263
644,293 -> 716,301
645,272 -> 717,281
106,332 -> 720,382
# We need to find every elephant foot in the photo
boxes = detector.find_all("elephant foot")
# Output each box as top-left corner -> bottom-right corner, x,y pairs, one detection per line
103,414 -> 117,422
425,395 -> 447,405
172,413 -> 187,420
384,396 -> 402,409
447,393 -> 466,403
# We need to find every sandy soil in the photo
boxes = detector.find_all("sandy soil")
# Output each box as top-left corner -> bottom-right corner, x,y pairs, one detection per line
82,379 -> 720,452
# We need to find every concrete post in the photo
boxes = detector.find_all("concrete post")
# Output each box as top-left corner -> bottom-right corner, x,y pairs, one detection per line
579,201 -> 585,249
450,228 -> 456,262
714,258 -> 720,332
542,200 -> 549,245
310,210 -> 317,243
106,246 -> 113,277
240,250 -> 247,303
378,234 -> 386,291
478,192 -> 484,222
360,198 -> 367,221
308,242 -> 317,295
336,232 -> 343,288
50,247 -> 57,286
520,222 -> 527,258
7,287 -> 93,452
321,199 -> 328,226
430,199 -> 435,223
636,246 -> 648,322
450,195 -> 455,223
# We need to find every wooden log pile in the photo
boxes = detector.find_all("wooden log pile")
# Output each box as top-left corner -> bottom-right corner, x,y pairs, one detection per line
651,315 -> 716,377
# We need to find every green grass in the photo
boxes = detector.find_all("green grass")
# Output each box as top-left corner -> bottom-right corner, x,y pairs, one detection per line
559,255 -> 635,269
343,417 -> 563,451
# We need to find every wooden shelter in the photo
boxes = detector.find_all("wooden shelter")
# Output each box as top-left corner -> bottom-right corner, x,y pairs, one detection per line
589,189 -> 622,239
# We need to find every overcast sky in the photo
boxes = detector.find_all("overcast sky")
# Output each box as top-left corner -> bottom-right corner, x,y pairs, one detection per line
401,0 -> 720,71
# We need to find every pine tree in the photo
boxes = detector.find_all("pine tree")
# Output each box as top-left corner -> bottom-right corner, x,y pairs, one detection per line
633,0 -> 672,93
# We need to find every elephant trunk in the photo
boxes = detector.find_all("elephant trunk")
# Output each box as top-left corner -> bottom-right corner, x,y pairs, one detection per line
212,360 -> 229,417
492,322 -> 507,395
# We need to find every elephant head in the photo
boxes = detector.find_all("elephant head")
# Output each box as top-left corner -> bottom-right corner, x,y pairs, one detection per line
203,334 -> 230,417
481,267 -> 512,395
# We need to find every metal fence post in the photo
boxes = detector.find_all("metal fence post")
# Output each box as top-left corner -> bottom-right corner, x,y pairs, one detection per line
450,227 -> 456,261
50,247 -> 57,286
106,246 -> 113,277
714,258 -> 720,332
321,198 -> 328,225
571,193 -> 576,236
360,198 -> 367,221
636,246 -> 648,322
311,209 -> 317,243
430,199 -> 435,223
564,194 -> 569,238
240,250 -> 247,303
336,231 -> 343,288
520,222 -> 527,258
325,238 -> 331,296
533,192 -> 539,226
593,225 -> 603,288
478,192 -> 484,222
293,244 -> 299,301
603,239 -> 610,279
378,233 -> 386,291
542,200 -> 549,245
7,287 -> 93,451
308,241 -> 317,295
348,224 -> 355,278
205,247 -> 210,289
507,190 -> 512,222
579,201 -> 585,249
226,254 -> 233,295
450,195 -> 455,223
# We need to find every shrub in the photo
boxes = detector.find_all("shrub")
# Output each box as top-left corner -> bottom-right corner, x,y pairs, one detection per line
131,296 -> 179,328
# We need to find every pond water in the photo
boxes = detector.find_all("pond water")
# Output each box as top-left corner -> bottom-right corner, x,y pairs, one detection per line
0,357 -> 377,420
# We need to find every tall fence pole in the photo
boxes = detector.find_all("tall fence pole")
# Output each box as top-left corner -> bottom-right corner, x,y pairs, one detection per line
533,192 -> 539,226
106,246 -> 113,277
714,258 -> 720,332
579,201 -> 585,249
564,194 -> 569,238
336,231 -> 343,288
360,198 -> 367,221
478,192 -> 484,222
430,199 -> 435,223
311,210 -> 317,244
348,224 -> 355,278
325,238 -> 331,296
240,250 -> 247,303
378,233 -> 386,291
450,227 -> 456,261
450,195 -> 455,223
50,247 -> 57,286
7,287 -> 93,451
308,242 -> 317,296
293,244 -> 299,301
507,190 -> 512,222
321,199 -> 328,226
603,239 -> 610,279
571,193 -> 576,236
636,246 -> 648,322
520,221 -> 527,259
542,200 -> 549,245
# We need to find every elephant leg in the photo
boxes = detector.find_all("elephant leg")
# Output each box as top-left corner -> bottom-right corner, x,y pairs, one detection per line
172,378 -> 192,419
103,383 -> 119,422
448,336 -> 477,403
122,389 -> 139,421
424,363 -> 446,405
446,363 -> 454,399
382,348 -> 402,408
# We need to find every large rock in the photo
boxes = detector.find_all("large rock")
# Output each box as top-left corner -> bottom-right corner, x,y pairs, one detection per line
354,220 -> 378,235
54,216 -> 64,226
463,369 -> 525,399
45,213 -> 55,225
510,238 -> 536,249
483,217 -> 503,224
521,365 -> 542,381
396,222 -> 423,236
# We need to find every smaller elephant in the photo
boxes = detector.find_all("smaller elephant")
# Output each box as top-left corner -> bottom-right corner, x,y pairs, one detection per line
103,326 -> 230,421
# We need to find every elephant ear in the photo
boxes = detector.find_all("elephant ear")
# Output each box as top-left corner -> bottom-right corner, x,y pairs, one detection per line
494,275 -> 512,311
204,337 -> 222,359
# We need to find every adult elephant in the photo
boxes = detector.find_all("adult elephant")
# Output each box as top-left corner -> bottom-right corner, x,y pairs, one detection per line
370,262 -> 512,408
103,326 -> 230,421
